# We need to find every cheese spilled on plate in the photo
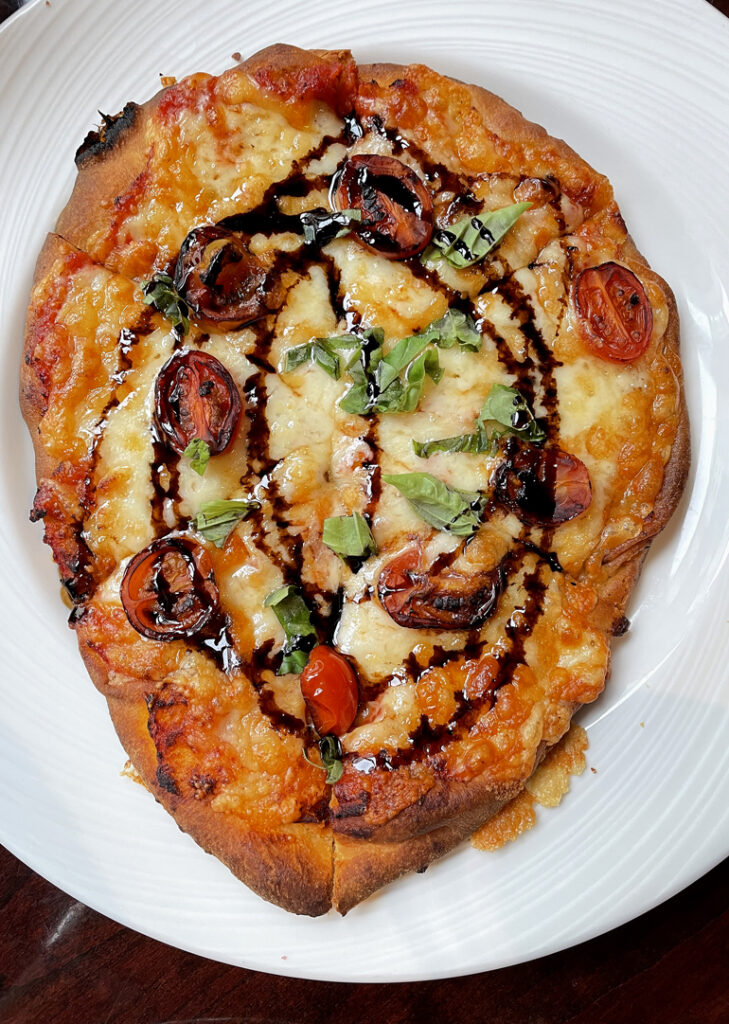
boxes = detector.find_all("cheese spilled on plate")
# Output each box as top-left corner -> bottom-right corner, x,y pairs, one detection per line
472,724 -> 589,851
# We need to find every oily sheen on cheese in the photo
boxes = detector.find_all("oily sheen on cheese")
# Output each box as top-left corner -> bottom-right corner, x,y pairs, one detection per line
21,45 -> 687,916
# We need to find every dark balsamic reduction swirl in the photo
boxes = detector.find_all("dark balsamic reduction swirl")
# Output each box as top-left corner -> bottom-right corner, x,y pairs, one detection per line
498,277 -> 561,437
80,112 -> 573,748
350,552 -> 548,773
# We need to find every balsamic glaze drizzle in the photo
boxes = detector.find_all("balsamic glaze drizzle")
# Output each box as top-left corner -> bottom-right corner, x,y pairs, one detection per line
351,551 -> 548,772
77,110 -> 576,743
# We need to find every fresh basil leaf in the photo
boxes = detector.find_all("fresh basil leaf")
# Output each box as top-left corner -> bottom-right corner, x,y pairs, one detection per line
338,382 -> 370,415
195,498 -> 260,547
141,273 -> 190,334
375,333 -> 432,393
427,202 -> 532,269
322,512 -> 377,559
263,584 -> 317,676
283,334 -> 362,380
299,207 -> 362,246
281,648 -> 310,675
413,432 -> 485,458
375,347 -> 443,414
337,326 -> 386,413
293,312 -> 480,417
303,735 -> 344,784
183,438 -> 210,476
413,383 -> 545,458
415,308 -> 482,351
319,735 -> 344,784
478,383 -> 546,445
382,472 -> 485,537
338,314 -> 479,415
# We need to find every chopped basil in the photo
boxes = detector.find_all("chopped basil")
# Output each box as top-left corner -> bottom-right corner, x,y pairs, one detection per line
299,207 -> 362,246
322,512 -> 377,560
414,383 -> 546,458
289,311 -> 481,416
283,334 -> 361,380
480,383 -> 546,444
341,339 -> 442,416
263,584 -> 317,675
414,308 -> 482,351
382,472 -> 486,537
141,272 -> 190,334
426,202 -> 532,269
183,438 -> 211,476
195,498 -> 260,547
413,432 -> 485,458
319,735 -> 344,784
280,648 -> 310,675
304,735 -> 344,785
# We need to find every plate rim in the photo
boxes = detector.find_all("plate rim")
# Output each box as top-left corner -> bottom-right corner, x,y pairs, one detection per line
2,0 -> 729,982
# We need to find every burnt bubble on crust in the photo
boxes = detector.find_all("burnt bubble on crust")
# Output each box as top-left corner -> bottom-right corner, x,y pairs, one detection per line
74,102 -> 140,167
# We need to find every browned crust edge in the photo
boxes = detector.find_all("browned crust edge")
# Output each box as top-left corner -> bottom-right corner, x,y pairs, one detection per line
19,233 -> 72,434
54,44 -> 355,266
74,635 -> 334,917
103,686 -> 334,917
22,50 -> 689,916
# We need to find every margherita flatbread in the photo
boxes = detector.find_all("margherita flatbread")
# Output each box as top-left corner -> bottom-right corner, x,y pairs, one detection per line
21,45 -> 688,915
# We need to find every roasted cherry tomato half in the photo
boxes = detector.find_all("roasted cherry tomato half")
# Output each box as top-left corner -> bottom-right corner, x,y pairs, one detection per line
121,536 -> 219,641
174,225 -> 281,330
154,349 -> 241,456
300,645 -> 359,736
377,545 -> 504,630
332,154 -> 433,259
572,261 -> 653,362
492,440 -> 592,527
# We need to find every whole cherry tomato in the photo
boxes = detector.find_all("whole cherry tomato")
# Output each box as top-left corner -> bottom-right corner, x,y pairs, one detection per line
493,440 -> 592,527
154,349 -> 241,456
300,645 -> 359,736
174,225 -> 280,330
121,536 -> 219,641
332,154 -> 433,259
573,261 -> 653,362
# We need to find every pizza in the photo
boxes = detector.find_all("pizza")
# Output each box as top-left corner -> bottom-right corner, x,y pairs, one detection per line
20,44 -> 688,915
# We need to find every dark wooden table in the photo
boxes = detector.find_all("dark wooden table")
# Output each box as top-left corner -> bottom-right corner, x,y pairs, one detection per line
3,0 -> 729,1020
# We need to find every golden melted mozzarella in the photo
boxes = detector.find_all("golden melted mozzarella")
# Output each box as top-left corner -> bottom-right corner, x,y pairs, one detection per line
85,325 -> 173,562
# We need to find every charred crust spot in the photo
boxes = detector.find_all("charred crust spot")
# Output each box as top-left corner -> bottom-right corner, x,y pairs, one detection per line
61,573 -> 91,603
612,615 -> 631,637
75,102 -> 140,167
332,790 -> 371,819
145,684 -> 233,803
189,772 -> 218,798
68,604 -> 89,626
296,796 -> 330,823
155,763 -> 180,796
146,683 -> 189,715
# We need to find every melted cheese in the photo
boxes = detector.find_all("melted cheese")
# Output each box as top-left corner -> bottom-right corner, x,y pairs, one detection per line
32,63 -> 682,823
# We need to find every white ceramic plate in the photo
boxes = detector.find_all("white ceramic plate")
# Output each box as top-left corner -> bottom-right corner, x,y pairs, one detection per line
1,0 -> 728,983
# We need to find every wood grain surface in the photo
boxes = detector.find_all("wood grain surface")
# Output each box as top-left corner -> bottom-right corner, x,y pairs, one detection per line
2,0 -> 728,1020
